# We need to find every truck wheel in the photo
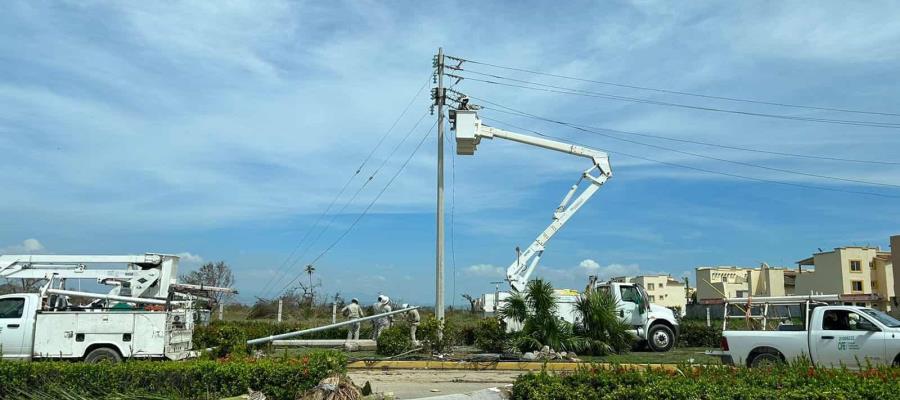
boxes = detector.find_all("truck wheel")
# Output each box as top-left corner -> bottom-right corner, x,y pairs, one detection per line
647,325 -> 675,352
84,347 -> 122,363
749,351 -> 783,368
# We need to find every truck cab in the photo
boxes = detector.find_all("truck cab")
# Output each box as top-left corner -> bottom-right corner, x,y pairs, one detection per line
592,282 -> 679,352
716,305 -> 900,368
0,293 -> 36,360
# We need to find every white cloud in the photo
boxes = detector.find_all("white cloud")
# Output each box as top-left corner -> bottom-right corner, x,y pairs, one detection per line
465,263 -> 504,277
577,259 -> 641,280
175,252 -> 204,265
1,238 -> 46,254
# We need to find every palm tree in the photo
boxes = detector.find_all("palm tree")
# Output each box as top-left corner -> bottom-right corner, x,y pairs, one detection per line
575,288 -> 632,354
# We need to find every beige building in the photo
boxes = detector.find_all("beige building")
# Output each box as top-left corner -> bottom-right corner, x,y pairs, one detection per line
794,246 -> 894,311
612,275 -> 687,314
894,236 -> 900,313
695,265 -> 787,303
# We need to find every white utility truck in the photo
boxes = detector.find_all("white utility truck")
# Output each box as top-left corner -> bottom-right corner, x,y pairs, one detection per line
0,253 -> 232,362
708,295 -> 900,368
589,280 -> 679,352
452,105 -> 678,351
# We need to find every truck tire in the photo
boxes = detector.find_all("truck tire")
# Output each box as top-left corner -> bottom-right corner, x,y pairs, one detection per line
749,351 -> 783,368
84,347 -> 122,363
647,324 -> 675,352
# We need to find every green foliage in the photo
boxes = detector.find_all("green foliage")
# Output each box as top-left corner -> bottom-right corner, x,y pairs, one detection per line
512,364 -> 900,400
473,317 -> 508,353
677,321 -> 722,348
575,289 -> 632,354
376,325 -> 413,356
203,324 -> 249,358
499,292 -> 528,324
418,316 -> 460,353
0,351 -> 347,400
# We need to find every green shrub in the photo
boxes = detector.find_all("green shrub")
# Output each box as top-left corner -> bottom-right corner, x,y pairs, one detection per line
512,364 -> 900,400
418,316 -> 460,353
376,325 -> 413,356
473,317 -> 507,353
0,351 -> 347,400
677,321 -> 722,348
202,324 -> 249,358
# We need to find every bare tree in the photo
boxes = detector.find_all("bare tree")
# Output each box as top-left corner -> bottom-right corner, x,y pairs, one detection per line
180,261 -> 235,304
461,294 -> 479,313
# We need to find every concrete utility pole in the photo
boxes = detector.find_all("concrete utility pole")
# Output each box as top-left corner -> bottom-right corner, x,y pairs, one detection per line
434,47 -> 446,323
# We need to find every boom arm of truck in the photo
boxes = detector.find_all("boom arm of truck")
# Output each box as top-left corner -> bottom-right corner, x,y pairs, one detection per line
452,109 -> 612,292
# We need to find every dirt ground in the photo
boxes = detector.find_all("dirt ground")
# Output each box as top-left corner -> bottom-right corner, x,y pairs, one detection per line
347,369 -> 520,399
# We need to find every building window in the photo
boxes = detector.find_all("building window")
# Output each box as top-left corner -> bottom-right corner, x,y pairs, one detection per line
872,281 -> 878,290
647,283 -> 655,290
649,295 -> 656,302
851,280 -> 863,292
850,260 -> 862,272
659,283 -> 665,289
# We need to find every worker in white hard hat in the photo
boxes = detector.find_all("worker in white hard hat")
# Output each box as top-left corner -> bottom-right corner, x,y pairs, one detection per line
373,295 -> 393,339
402,304 -> 420,343
341,298 -> 365,341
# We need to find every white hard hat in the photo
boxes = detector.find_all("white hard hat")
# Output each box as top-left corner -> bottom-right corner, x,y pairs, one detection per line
401,303 -> 409,308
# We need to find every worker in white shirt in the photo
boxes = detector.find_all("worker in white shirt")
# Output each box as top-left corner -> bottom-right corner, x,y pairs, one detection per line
402,303 -> 420,342
373,295 -> 393,339
341,298 -> 365,341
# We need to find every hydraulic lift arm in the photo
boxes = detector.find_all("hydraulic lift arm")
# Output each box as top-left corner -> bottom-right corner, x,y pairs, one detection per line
452,109 -> 612,292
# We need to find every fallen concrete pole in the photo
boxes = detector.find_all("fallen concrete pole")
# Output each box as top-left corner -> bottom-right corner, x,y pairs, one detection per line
245,306 -> 419,346
273,339 -> 377,350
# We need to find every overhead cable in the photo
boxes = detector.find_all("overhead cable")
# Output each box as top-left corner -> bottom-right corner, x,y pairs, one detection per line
261,76 -> 431,298
475,111 -> 899,199
277,122 -> 438,295
446,56 -> 900,117
453,73 -> 900,129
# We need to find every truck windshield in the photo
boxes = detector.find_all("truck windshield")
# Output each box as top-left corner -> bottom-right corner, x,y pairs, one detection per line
861,309 -> 900,328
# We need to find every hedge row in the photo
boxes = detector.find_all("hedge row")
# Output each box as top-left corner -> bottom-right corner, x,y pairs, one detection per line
195,318 -> 480,352
0,351 -> 346,400
512,364 -> 900,400
677,320 -> 722,348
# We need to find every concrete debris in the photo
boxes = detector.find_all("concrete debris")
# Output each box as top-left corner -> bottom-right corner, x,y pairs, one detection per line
521,347 -> 580,362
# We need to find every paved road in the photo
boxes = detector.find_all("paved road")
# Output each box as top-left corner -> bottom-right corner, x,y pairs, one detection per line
347,369 -> 520,399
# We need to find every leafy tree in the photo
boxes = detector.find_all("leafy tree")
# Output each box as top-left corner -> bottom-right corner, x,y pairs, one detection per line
180,261 -> 235,304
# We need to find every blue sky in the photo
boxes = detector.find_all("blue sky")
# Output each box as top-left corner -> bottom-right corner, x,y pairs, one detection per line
1,1 -> 898,306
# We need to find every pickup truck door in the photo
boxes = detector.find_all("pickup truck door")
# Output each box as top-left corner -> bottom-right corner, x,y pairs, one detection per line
617,285 -> 644,327
810,309 -> 887,367
0,295 -> 28,359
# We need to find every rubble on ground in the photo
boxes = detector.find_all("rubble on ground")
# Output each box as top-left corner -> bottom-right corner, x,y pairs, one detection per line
520,346 -> 580,362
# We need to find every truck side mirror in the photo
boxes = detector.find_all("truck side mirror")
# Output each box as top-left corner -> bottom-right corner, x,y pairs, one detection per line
857,319 -> 880,332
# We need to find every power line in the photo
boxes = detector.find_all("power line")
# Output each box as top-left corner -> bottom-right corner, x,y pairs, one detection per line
479,104 -> 900,189
266,111 -> 430,298
452,73 -> 900,129
446,90 -> 900,167
477,113 -> 900,199
277,122 -> 438,295
447,56 -> 900,118
259,75 -> 432,298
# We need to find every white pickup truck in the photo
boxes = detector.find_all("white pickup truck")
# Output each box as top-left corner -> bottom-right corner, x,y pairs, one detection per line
0,293 -> 195,362
714,305 -> 900,368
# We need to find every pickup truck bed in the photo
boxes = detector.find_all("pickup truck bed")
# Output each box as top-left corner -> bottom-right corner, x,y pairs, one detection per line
714,306 -> 900,369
